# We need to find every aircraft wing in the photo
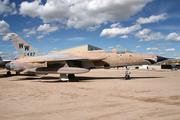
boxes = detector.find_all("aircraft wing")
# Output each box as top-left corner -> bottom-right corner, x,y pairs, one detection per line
27,56 -> 107,63
20,56 -> 107,74
49,56 -> 107,61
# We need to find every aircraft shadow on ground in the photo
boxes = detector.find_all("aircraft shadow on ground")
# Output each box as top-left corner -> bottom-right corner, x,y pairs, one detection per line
12,76 -> 164,83
0,74 -> 17,78
0,74 -> 38,79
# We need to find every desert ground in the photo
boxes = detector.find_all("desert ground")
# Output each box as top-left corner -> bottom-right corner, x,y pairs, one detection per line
0,65 -> 180,120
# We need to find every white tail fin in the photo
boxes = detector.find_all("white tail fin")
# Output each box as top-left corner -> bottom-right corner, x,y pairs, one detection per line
7,33 -> 44,57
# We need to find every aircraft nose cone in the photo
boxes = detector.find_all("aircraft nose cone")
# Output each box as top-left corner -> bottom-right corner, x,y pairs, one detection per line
6,63 -> 11,70
157,56 -> 168,62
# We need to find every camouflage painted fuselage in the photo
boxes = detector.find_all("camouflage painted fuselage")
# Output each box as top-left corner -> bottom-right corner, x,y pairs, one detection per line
6,49 -> 157,74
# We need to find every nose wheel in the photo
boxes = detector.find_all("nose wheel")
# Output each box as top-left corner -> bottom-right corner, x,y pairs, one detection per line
125,68 -> 131,80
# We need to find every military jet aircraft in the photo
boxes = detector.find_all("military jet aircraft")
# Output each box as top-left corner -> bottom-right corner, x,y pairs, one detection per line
5,33 -> 167,81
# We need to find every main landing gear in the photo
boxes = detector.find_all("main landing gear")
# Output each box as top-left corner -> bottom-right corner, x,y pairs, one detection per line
125,68 -> 131,80
16,71 -> 20,75
6,71 -> 20,76
7,71 -> 11,76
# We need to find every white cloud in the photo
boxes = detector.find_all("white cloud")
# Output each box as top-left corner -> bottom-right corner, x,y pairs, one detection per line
27,30 -> 36,35
10,10 -> 17,15
23,28 -> 36,36
108,46 -> 114,49
2,35 -> 9,41
146,47 -> 158,51
68,37 -> 86,41
23,29 -> 29,32
120,35 -> 128,39
135,28 -> 151,38
137,13 -> 168,24
50,51 -> 57,53
116,44 -> 122,49
156,43 -> 163,46
100,24 -> 141,38
0,20 -> 10,35
110,23 -> 121,28
51,48 -> 58,53
53,48 -> 58,50
0,0 -> 17,16
50,39 -> 58,43
37,24 -> 59,34
169,54 -> 180,59
0,52 -> 19,60
87,25 -> 100,31
164,48 -> 175,52
37,35 -> 44,39
25,34 -> 30,37
131,50 -> 137,53
19,0 -> 152,30
135,28 -> 164,41
13,51 -> 18,54
136,46 -> 142,48
139,39 -> 143,42
165,43 -> 171,46
165,32 -> 180,42
19,0 -> 42,18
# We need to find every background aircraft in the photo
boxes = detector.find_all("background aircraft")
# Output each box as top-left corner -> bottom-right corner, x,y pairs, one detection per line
0,56 -> 11,69
5,33 -> 168,81
2,33 -> 44,75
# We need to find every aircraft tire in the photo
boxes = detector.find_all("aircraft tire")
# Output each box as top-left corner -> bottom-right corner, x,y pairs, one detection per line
16,71 -> 20,75
60,80 -> 69,82
125,75 -> 130,80
68,74 -> 75,79
7,71 -> 11,76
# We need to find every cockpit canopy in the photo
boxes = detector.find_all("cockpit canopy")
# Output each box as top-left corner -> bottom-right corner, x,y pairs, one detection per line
104,49 -> 134,54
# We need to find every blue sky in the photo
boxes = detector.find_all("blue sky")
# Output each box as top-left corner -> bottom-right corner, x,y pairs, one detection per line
0,0 -> 180,60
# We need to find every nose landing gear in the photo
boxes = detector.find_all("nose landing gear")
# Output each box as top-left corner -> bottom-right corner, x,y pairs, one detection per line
125,68 -> 131,80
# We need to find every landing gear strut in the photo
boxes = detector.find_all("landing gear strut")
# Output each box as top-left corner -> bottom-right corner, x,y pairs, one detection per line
59,74 -> 69,82
59,74 -> 76,82
125,68 -> 131,80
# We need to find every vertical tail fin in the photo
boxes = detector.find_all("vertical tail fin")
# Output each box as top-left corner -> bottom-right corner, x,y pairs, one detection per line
7,33 -> 44,57
0,56 -> 3,62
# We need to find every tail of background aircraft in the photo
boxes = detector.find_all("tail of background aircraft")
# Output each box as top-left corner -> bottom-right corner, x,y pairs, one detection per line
7,33 -> 44,57
0,56 -> 2,62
